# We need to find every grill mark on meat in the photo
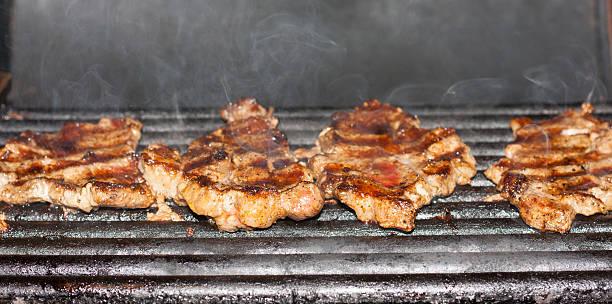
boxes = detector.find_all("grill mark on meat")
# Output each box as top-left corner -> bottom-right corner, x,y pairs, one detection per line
2,154 -> 144,187
397,127 -> 433,142
213,149 -> 228,160
591,166 -> 612,176
331,175 -> 400,199
430,146 -> 466,162
139,98 -> 324,232
331,132 -> 393,147
309,100 -> 476,232
141,147 -> 181,173
240,168 -> 306,189
183,155 -> 216,172
193,174 -> 214,187
401,128 -> 457,153
420,147 -> 467,177
328,126 -> 457,155
0,118 -> 154,212
564,179 -> 599,192
422,160 -> 451,176
272,158 -> 293,170
2,120 -> 141,161
183,148 -> 231,170
13,153 -> 132,177
485,102 -> 612,233
493,153 -> 598,170
92,165 -> 143,184
250,158 -> 268,169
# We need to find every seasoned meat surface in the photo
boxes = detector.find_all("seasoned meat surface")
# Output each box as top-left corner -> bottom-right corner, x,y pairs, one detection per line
0,118 -> 154,212
309,100 -> 477,231
485,102 -> 612,233
140,142 -> 185,206
141,98 -> 324,232
139,142 -> 185,221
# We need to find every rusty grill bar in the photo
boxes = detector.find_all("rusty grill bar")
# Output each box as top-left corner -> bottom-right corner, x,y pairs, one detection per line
0,103 -> 610,303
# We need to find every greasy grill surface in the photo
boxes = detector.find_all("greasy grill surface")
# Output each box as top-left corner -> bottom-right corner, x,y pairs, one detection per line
0,103 -> 611,303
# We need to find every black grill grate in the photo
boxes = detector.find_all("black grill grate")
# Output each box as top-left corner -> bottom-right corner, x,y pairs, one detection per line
0,103 -> 610,303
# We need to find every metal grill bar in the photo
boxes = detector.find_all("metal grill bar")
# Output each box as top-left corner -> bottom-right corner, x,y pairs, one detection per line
0,272 -> 608,303
0,104 -> 610,303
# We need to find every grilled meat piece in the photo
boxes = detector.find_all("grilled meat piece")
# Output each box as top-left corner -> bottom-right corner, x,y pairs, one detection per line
140,143 -> 185,205
309,100 -> 477,231
0,212 -> 7,233
485,102 -> 612,233
0,118 -> 154,212
140,98 -> 324,232
139,142 -> 185,221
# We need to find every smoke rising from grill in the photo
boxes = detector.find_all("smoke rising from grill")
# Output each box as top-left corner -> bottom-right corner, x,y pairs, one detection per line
523,47 -> 607,106
418,47 -> 608,110
327,74 -> 370,106
57,65 -> 121,110
385,83 -> 447,106
441,78 -> 513,106
221,9 -> 346,108
9,0 -> 611,110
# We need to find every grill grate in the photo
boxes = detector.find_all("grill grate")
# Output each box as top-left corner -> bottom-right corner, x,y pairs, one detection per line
0,103 -> 610,303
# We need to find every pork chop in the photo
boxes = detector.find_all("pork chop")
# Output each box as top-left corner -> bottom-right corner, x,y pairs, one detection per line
0,118 -> 154,212
309,100 -> 477,231
140,98 -> 324,231
485,102 -> 612,233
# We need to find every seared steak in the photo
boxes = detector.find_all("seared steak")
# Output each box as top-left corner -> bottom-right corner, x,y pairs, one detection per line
0,118 -> 154,212
309,100 -> 477,232
485,102 -> 612,233
140,98 -> 324,232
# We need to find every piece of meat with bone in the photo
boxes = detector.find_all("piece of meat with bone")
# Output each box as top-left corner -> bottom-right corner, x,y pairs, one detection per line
485,102 -> 612,233
0,118 -> 154,212
308,100 -> 477,232
140,98 -> 324,232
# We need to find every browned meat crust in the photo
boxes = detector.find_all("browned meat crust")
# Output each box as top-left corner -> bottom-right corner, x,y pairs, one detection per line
484,102 -> 612,233
139,142 -> 185,221
140,98 -> 324,232
140,143 -> 185,207
0,212 -> 7,233
0,118 -> 154,212
309,100 -> 477,231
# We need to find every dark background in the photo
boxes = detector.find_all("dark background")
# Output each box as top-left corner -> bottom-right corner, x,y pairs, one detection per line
4,0 -> 612,109
0,1 -> 9,74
